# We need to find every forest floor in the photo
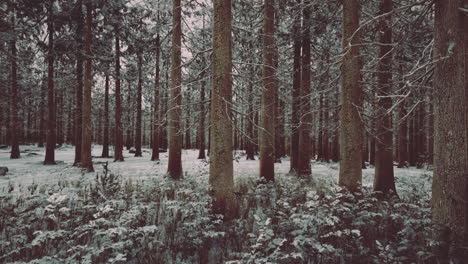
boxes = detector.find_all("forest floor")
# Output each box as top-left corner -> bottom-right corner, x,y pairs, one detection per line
0,144 -> 430,196
0,145 -> 435,263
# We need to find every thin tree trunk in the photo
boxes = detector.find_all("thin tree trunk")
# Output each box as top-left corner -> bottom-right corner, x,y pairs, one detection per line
38,75 -> 46,147
135,51 -> 143,157
80,0 -> 94,172
167,0 -> 183,179
339,0 -> 362,190
374,0 -> 396,194
44,0 -> 56,165
114,30 -> 124,162
259,0 -> 276,181
297,1 -> 312,176
290,0 -> 301,173
210,0 -> 237,218
151,34 -> 161,161
245,59 -> 255,160
9,4 -> 20,159
197,66 -> 206,159
101,67 -> 110,158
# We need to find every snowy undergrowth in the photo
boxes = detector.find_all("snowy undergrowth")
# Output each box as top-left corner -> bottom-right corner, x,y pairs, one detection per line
0,163 -> 433,264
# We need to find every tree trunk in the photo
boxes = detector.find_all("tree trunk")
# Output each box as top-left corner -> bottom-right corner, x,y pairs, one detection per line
210,0 -> 237,218
38,75 -> 46,147
290,1 -> 301,173
339,0 -> 362,191
397,97 -> 408,168
80,0 -> 94,172
245,60 -> 255,161
259,0 -> 276,181
374,0 -> 396,194
114,30 -> 124,162
151,34 -> 161,161
297,1 -> 312,177
167,0 -> 183,179
9,4 -> 20,159
431,0 -> 468,261
197,64 -> 206,159
73,0 -> 83,166
101,67 -> 110,158
44,0 -> 56,165
135,51 -> 143,157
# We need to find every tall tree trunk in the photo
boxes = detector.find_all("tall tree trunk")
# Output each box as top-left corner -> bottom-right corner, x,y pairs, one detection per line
374,0 -> 396,194
135,51 -> 143,157
44,0 -> 56,165
210,0 -> 237,218
431,0 -> 468,261
152,34 -> 161,161
339,0 -> 362,190
80,0 -> 93,172
323,95 -> 330,162
114,30 -> 124,162
101,67 -> 110,158
38,75 -> 46,147
297,1 -> 312,176
397,100 -> 408,168
245,59 -> 255,160
197,68 -> 206,159
167,0 -> 183,179
184,89 -> 191,149
290,0 -> 301,173
9,4 -> 20,159
259,0 -> 276,181
73,0 -> 83,166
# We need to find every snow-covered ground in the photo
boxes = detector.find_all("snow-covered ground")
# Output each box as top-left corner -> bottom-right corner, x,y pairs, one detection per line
0,145 -> 432,197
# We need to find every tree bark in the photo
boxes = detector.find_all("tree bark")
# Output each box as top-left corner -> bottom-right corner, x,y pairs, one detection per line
167,0 -> 183,179
44,0 -> 56,165
374,0 -> 396,194
73,0 -> 83,165
210,0 -> 237,218
297,1 -> 312,177
135,51 -> 143,157
9,4 -> 20,159
259,0 -> 276,181
152,34 -> 161,161
114,29 -> 124,162
101,67 -> 110,158
339,0 -> 362,191
290,0 -> 301,173
431,0 -> 468,260
80,0 -> 94,172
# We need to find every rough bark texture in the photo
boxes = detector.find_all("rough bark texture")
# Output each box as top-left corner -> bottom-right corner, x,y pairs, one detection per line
374,0 -> 396,194
9,5 -> 20,159
259,0 -> 276,181
338,0 -> 362,190
431,0 -> 467,260
167,0 -> 183,179
210,0 -> 237,218
73,0 -> 83,166
44,0 -> 56,165
290,2 -> 301,173
297,1 -> 312,176
101,68 -> 110,158
114,31 -> 124,162
152,34 -> 161,161
80,0 -> 94,172
135,52 -> 143,157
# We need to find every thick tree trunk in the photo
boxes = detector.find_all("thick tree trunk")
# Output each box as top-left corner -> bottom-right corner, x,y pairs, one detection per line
114,31 -> 124,162
339,0 -> 362,190
135,52 -> 143,157
152,34 -> 160,161
80,0 -> 93,172
167,0 -> 183,179
431,0 -> 468,261
259,0 -> 276,181
297,1 -> 312,177
290,2 -> 301,173
73,0 -> 83,165
374,0 -> 396,194
44,0 -> 56,165
210,0 -> 237,218
9,5 -> 20,159
101,68 -> 110,158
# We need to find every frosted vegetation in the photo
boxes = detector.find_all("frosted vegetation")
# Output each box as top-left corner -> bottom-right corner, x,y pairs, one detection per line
0,145 -> 433,263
